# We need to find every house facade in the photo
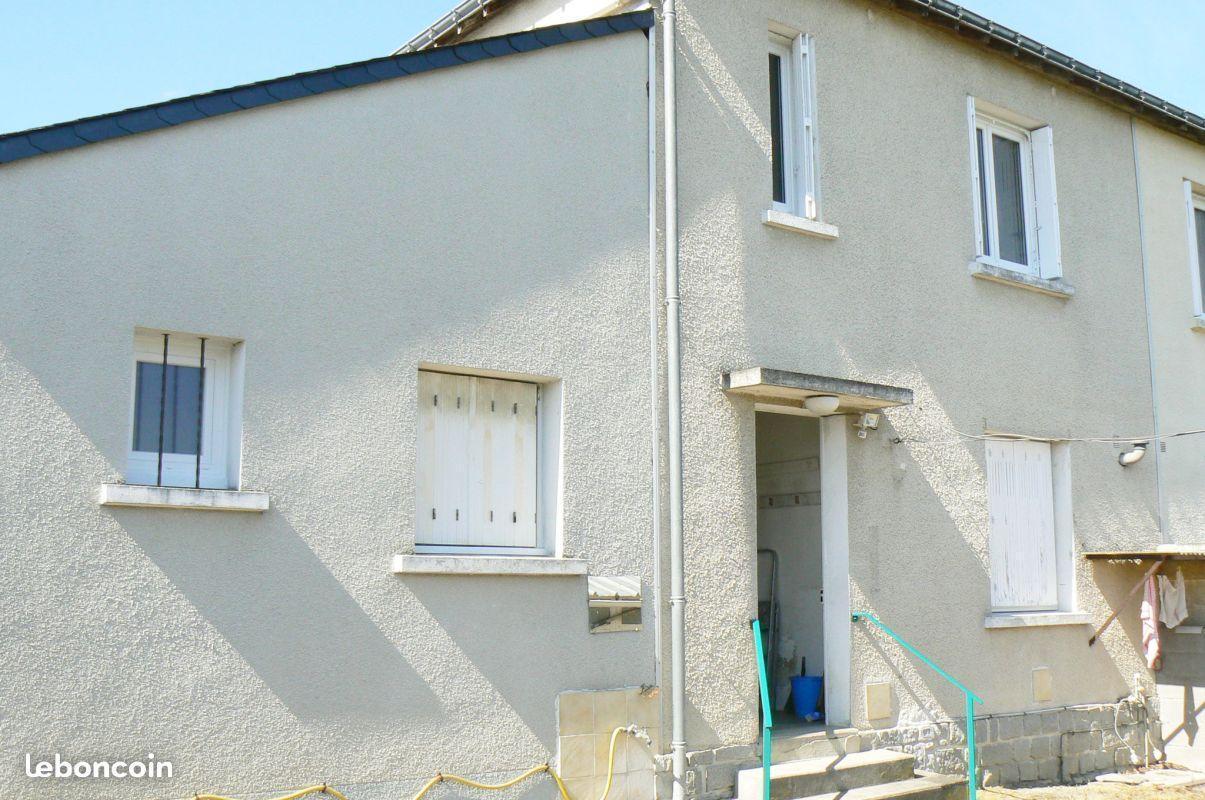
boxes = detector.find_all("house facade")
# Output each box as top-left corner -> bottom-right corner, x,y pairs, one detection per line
0,2 -> 1201,800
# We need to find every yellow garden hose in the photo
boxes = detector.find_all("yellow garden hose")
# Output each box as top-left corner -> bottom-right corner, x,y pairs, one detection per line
184,726 -> 649,800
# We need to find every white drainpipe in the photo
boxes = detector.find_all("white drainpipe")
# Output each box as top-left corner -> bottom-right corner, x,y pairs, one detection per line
647,19 -> 664,691
661,2 -> 687,799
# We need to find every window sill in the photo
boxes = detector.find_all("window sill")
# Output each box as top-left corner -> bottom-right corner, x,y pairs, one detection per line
761,209 -> 839,240
98,483 -> 270,512
968,260 -> 1075,299
391,553 -> 588,576
1192,315 -> 1205,332
984,611 -> 1091,629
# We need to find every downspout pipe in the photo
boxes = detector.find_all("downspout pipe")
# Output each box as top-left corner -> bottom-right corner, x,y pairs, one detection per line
1130,118 -> 1166,540
661,2 -> 687,800
647,20 -> 664,693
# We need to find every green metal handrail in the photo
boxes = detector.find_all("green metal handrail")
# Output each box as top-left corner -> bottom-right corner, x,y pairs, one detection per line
852,612 -> 982,800
751,619 -> 773,800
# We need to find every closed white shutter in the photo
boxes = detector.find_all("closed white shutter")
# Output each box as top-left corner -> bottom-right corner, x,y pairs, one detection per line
1030,126 -> 1062,279
415,371 -> 471,546
986,440 -> 1058,610
417,371 -> 538,550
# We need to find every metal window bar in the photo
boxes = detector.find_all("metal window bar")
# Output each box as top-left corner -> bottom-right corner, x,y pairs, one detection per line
195,337 -> 206,489
750,619 -> 773,800
851,613 -> 983,800
156,333 -> 168,486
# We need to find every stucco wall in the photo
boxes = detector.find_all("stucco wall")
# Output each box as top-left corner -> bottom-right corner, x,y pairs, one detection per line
1132,120 -> 1205,545
669,0 -> 1160,745
0,31 -> 652,800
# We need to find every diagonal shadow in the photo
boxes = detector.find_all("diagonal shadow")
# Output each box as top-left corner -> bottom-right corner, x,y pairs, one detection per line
111,508 -> 441,721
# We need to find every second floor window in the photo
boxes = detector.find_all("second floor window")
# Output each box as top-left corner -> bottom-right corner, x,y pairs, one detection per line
415,369 -> 539,553
768,31 -> 819,220
969,99 -> 1062,280
1184,182 -> 1205,318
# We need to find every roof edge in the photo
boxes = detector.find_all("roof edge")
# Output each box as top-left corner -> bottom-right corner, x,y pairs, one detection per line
874,0 -> 1205,146
0,9 -> 654,167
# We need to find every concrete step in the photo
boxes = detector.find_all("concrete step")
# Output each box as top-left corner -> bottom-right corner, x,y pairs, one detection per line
795,772 -> 967,800
771,728 -> 859,763
737,749 -> 918,800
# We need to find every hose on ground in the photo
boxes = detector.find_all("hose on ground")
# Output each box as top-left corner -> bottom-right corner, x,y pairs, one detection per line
185,726 -> 649,800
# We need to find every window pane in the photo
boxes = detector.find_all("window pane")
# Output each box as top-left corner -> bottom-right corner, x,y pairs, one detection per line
768,52 -> 786,205
976,129 -> 990,256
992,134 -> 1028,265
132,362 -> 203,455
1195,208 -> 1205,299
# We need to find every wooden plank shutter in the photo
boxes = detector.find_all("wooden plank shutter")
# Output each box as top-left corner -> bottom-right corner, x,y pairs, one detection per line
415,371 -> 470,546
468,376 -> 537,548
986,440 -> 1058,610
1030,126 -> 1062,279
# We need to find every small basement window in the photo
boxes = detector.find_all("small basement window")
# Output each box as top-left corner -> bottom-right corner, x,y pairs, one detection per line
127,329 -> 244,489
415,369 -> 545,554
588,576 -> 642,633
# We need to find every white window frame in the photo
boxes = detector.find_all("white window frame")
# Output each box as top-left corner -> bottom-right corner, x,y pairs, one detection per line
126,330 -> 243,490
1184,181 -> 1205,318
968,98 -> 1062,280
985,438 -> 1075,614
769,31 -> 820,221
414,368 -> 557,557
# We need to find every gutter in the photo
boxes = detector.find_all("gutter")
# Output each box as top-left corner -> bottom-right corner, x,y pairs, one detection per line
874,0 -> 1205,146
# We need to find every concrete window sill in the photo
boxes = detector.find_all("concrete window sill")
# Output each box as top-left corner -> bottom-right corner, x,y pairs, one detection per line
1192,315 -> 1205,332
984,611 -> 1092,629
761,209 -> 839,240
968,260 -> 1075,299
98,483 -> 270,512
391,554 -> 588,576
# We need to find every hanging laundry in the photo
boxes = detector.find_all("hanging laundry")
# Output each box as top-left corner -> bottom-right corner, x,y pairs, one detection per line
1141,575 -> 1162,671
1159,569 -> 1189,629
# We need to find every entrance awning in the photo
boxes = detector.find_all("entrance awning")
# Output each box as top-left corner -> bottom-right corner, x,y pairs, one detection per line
722,367 -> 913,414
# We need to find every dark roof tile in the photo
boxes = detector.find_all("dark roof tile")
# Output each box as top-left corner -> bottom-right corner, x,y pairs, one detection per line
27,127 -> 88,153
114,109 -> 167,133
229,86 -> 276,109
73,116 -> 129,143
155,101 -> 206,125
0,136 -> 41,163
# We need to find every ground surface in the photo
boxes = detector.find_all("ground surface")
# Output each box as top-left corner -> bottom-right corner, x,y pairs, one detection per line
984,784 -> 1205,799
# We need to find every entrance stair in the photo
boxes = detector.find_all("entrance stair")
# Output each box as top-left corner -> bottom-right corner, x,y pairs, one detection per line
736,747 -> 965,800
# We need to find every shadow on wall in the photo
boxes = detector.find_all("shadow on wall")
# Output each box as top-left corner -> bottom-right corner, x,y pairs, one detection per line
110,508 -> 441,722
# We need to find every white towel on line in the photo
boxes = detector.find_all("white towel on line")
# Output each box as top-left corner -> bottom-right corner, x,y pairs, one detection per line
1159,569 -> 1189,629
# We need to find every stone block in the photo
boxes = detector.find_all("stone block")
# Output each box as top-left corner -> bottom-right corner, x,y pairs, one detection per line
1019,760 -> 1039,783
995,715 -> 1023,741
982,770 -> 1000,788
1038,758 -> 1059,782
998,763 -> 1021,787
1023,713 -> 1043,736
974,719 -> 990,742
1041,711 -> 1060,734
1061,754 -> 1079,781
701,763 -> 737,795
686,749 -> 713,767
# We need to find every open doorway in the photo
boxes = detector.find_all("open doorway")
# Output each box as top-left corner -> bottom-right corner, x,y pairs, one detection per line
756,412 -> 825,731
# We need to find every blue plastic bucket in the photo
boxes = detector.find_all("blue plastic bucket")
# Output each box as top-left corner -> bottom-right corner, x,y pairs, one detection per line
790,676 -> 823,720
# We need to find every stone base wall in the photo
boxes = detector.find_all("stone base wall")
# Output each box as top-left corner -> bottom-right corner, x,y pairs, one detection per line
662,698 -> 1159,799
858,697 -> 1158,789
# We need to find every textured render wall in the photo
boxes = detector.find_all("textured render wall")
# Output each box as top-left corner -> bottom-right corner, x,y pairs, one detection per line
0,32 -> 653,800
670,0 -> 1160,748
1133,121 -> 1205,545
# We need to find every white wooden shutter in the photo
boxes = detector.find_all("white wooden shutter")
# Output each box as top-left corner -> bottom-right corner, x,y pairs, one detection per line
415,371 -> 470,546
1030,126 -> 1062,279
468,376 -> 537,548
986,440 -> 1058,610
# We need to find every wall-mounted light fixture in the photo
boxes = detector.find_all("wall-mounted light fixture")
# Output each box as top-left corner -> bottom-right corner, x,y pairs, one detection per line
803,395 -> 840,415
1118,442 -> 1148,467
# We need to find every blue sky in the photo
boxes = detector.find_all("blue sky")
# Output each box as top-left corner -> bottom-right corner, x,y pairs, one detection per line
3,1 -> 1203,134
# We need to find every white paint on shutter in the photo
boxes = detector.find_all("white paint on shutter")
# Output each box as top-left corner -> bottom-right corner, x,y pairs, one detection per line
1030,126 -> 1062,279
418,371 -> 538,550
415,371 -> 470,546
986,440 -> 1058,611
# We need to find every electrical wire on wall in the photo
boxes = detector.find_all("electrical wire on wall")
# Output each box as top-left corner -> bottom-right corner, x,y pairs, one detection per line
889,424 -> 1205,447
